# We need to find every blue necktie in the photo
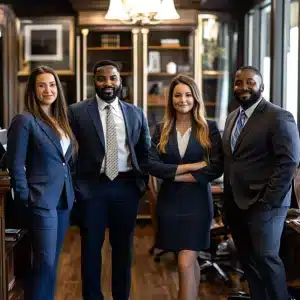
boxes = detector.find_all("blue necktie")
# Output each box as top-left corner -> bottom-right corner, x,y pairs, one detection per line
231,110 -> 246,151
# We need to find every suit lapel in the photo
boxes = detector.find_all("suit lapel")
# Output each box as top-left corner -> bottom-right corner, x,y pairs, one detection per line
119,101 -> 132,146
181,124 -> 196,161
224,108 -> 239,155
168,125 -> 182,160
233,98 -> 267,153
119,101 -> 143,172
35,118 -> 63,157
87,97 -> 105,149
64,143 -> 72,161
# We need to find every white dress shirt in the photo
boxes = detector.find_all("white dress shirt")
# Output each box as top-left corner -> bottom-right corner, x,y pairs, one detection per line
96,94 -> 131,173
177,128 -> 192,158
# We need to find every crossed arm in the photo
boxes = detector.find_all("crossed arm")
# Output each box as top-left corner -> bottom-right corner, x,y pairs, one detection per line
147,122 -> 223,183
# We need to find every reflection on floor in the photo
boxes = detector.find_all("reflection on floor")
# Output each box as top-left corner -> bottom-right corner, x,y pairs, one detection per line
12,225 -> 249,300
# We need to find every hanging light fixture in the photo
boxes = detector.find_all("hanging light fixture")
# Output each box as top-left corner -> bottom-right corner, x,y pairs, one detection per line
105,0 -> 180,25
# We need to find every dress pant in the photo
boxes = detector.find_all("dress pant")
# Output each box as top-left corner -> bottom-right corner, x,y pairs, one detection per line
79,173 -> 141,300
226,198 -> 289,300
24,198 -> 71,300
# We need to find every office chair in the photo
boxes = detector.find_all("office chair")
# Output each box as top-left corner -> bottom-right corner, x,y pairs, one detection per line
197,194 -> 244,284
283,167 -> 300,300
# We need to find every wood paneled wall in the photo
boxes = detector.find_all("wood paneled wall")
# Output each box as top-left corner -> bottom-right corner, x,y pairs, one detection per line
0,5 -> 18,128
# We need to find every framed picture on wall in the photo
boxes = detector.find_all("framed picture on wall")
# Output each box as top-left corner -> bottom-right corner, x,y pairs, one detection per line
18,17 -> 75,75
24,24 -> 63,61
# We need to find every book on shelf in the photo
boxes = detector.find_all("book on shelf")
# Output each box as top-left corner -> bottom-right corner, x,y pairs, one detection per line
160,39 -> 180,47
101,34 -> 120,47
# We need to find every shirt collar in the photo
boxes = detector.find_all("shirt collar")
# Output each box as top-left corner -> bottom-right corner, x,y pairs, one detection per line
96,93 -> 119,111
241,97 -> 262,119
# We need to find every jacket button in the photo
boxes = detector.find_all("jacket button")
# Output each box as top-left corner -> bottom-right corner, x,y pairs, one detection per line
62,163 -> 66,166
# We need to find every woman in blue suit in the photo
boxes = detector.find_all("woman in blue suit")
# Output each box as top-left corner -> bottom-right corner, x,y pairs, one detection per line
148,75 -> 223,300
6,65 -> 77,300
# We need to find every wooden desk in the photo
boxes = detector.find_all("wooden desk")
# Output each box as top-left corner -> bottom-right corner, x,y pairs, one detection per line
0,171 -> 30,300
280,215 -> 300,283
0,171 -> 11,300
286,220 -> 300,234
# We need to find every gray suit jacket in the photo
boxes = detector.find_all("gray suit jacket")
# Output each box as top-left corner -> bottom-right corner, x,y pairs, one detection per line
222,98 -> 300,210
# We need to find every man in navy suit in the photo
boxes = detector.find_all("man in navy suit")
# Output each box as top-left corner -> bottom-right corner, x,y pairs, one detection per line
68,60 -> 150,300
223,66 -> 300,300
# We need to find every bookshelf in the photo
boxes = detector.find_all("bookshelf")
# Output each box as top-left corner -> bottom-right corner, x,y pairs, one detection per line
145,28 -> 195,134
79,11 -> 234,131
84,29 -> 135,103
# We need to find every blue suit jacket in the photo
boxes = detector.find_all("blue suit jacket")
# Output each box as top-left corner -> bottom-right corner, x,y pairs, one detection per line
68,97 -> 150,200
6,112 -> 75,210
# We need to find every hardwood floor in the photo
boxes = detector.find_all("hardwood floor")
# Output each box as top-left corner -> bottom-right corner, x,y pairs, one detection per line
14,225 -> 248,300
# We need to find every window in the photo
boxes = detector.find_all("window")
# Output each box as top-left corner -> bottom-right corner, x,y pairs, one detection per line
260,5 -> 271,102
245,12 -> 254,65
285,0 -> 299,122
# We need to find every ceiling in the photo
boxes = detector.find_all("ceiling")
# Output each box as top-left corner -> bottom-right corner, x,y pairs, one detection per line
1,0 -> 255,19
70,0 -> 234,11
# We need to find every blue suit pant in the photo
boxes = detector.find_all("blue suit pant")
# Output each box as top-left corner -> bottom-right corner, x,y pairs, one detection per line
226,200 -> 289,300
24,205 -> 70,300
78,174 -> 141,300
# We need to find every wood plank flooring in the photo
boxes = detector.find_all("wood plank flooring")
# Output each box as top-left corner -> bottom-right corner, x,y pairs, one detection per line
14,225 -> 248,300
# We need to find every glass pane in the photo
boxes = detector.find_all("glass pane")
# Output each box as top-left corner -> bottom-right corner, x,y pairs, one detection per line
247,13 -> 254,65
260,5 -> 271,102
201,15 -> 231,131
285,0 -> 299,122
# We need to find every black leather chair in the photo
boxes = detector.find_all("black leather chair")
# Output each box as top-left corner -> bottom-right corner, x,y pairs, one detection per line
197,199 -> 244,284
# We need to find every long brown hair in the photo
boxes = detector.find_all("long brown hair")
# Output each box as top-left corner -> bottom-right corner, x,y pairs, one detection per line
158,74 -> 211,153
24,65 -> 78,153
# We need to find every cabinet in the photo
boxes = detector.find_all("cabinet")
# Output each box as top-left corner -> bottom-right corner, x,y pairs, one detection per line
82,27 -> 137,104
0,171 -> 30,300
0,172 -> 10,300
143,27 -> 195,134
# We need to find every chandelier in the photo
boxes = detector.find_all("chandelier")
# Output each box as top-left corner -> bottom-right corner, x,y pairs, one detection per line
105,0 -> 180,25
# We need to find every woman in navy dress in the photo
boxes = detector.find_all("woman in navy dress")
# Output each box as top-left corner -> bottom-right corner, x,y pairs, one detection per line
6,66 -> 77,300
148,75 -> 223,300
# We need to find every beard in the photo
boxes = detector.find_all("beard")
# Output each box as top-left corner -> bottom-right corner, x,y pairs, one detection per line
234,89 -> 262,110
95,84 -> 122,103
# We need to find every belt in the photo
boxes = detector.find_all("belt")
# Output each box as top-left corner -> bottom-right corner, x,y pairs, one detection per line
99,171 -> 135,179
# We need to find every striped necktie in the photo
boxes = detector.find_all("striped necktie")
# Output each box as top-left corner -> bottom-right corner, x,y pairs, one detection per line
231,110 -> 246,151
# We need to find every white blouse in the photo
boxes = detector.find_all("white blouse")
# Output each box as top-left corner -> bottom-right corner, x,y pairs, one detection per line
60,135 -> 70,156
176,128 -> 192,158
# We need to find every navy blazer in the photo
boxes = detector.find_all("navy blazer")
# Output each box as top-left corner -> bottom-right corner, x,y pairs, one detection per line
68,97 -> 150,199
148,120 -> 224,184
6,112 -> 75,210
